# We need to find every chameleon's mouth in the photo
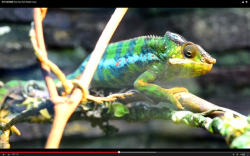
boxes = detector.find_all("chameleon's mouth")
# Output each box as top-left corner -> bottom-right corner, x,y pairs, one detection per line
169,58 -> 214,66
205,57 -> 216,64
168,58 -> 214,77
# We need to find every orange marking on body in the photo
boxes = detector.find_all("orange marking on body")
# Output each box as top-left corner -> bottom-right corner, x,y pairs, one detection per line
115,60 -> 121,66
138,80 -> 146,86
152,55 -> 154,57
142,55 -> 144,57
115,62 -> 119,66
125,59 -> 127,61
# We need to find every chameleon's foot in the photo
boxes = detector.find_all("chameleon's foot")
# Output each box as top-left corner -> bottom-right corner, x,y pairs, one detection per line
56,79 -> 89,103
165,87 -> 188,110
71,80 -> 89,103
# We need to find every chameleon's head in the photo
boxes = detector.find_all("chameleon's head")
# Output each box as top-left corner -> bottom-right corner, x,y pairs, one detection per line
164,31 -> 216,78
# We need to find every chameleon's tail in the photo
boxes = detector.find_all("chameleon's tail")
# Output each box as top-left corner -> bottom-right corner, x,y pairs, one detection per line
65,68 -> 84,80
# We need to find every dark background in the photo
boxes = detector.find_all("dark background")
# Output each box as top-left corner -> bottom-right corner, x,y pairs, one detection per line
0,8 -> 249,148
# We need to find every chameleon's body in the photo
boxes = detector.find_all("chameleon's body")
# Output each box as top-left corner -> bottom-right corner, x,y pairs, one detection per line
0,31 -> 216,110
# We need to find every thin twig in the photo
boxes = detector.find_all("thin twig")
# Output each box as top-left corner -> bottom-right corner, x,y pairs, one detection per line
29,26 -> 73,95
175,92 -> 247,119
34,8 -> 58,98
2,98 -> 53,131
79,8 -> 128,89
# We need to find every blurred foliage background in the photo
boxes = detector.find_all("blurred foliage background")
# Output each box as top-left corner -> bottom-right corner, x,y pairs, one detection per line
0,8 -> 249,148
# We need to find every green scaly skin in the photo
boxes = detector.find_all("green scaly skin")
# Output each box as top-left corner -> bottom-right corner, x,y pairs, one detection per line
0,31 -> 216,110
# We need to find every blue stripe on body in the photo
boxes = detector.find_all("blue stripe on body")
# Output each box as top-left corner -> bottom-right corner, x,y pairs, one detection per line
114,42 -> 123,60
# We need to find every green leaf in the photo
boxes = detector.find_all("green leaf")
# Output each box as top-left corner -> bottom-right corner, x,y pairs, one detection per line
40,109 -> 51,119
107,102 -> 113,113
112,102 -> 129,117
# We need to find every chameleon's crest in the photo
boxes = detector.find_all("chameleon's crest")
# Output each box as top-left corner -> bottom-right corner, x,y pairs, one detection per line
166,31 -> 186,45
145,35 -> 162,38
111,35 -> 163,45
133,35 -> 162,40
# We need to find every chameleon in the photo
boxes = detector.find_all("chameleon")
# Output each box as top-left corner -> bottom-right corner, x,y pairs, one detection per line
66,31 -> 216,109
0,31 -> 216,111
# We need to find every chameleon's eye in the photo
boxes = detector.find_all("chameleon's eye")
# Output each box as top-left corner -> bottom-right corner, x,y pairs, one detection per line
181,42 -> 198,58
183,45 -> 197,58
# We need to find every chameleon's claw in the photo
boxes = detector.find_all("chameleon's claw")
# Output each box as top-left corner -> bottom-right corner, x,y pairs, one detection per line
168,87 -> 188,94
71,79 -> 89,103
165,87 -> 188,110
56,79 -> 89,103
172,97 -> 185,110
56,80 -> 75,96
